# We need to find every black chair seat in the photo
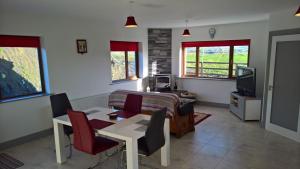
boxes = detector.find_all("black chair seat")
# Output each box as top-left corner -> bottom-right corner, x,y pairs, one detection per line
64,126 -> 73,136
138,108 -> 167,156
138,137 -> 149,156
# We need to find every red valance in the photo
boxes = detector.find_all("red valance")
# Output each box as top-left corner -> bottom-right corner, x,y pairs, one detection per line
0,35 -> 41,48
110,41 -> 139,51
182,39 -> 250,48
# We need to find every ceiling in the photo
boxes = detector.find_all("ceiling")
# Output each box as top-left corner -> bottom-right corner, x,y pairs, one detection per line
1,0 -> 299,27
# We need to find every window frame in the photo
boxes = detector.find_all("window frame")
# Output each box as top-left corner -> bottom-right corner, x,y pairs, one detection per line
110,41 -> 139,82
181,39 -> 250,79
0,35 -> 46,101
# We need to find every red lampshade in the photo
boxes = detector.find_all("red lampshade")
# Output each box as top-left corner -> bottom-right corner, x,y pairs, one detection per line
295,6 -> 300,16
182,29 -> 191,37
125,16 -> 138,28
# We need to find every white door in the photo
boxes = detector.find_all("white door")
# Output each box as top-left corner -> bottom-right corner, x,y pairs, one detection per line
266,34 -> 300,142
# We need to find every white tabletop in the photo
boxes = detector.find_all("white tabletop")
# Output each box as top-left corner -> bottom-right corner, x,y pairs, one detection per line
53,107 -> 151,140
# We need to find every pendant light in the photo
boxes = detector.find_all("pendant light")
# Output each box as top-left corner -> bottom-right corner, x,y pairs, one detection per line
182,19 -> 191,37
295,6 -> 300,16
125,1 -> 138,28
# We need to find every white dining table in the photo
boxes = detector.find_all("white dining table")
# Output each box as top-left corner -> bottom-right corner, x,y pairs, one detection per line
52,107 -> 170,169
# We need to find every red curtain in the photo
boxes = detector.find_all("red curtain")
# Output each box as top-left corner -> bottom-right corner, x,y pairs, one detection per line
110,41 -> 139,51
182,39 -> 250,48
0,35 -> 40,48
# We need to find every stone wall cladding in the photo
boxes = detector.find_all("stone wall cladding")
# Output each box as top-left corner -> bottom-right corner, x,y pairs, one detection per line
148,28 -> 172,76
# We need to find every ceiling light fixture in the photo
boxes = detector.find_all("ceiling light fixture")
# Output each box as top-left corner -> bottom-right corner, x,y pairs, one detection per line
295,6 -> 300,16
182,19 -> 191,37
125,1 -> 138,28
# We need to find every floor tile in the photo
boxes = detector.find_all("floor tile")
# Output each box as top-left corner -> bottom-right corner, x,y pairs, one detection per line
1,105 -> 299,169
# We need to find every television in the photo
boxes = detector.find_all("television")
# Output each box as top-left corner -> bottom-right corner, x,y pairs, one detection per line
236,67 -> 256,97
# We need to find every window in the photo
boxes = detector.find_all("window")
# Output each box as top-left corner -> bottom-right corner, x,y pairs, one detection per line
182,40 -> 250,79
0,35 -> 45,100
110,41 -> 139,81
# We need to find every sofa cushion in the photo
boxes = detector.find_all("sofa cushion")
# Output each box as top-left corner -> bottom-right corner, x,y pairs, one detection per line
108,90 -> 180,117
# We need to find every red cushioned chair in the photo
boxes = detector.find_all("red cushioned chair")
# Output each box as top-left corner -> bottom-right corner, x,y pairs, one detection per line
124,94 -> 143,114
67,110 -> 119,169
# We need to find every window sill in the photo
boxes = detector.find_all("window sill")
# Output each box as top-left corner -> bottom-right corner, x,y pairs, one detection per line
0,93 -> 51,104
179,76 -> 236,81
110,79 -> 139,85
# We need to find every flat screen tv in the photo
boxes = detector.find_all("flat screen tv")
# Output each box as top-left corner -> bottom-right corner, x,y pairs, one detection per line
236,67 -> 256,97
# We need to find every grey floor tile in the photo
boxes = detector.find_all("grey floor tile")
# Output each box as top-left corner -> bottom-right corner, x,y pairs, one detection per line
1,105 -> 299,169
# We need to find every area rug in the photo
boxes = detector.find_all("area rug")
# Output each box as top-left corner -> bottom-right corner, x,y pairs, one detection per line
194,112 -> 211,125
0,153 -> 24,169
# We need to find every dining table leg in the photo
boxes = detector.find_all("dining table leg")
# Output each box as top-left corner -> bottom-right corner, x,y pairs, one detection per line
126,137 -> 139,169
161,118 -> 170,166
53,120 -> 66,164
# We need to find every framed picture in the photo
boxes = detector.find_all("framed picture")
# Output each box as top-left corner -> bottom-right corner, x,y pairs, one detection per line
76,39 -> 87,54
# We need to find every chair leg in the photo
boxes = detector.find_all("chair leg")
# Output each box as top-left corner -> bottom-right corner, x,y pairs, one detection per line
120,149 -> 151,169
139,156 -> 157,169
48,135 -> 55,152
120,150 -> 125,169
87,158 -> 101,169
88,148 -> 120,169
118,143 -> 127,169
105,147 -> 119,157
67,135 -> 72,159
51,134 -> 69,151
87,153 -> 105,169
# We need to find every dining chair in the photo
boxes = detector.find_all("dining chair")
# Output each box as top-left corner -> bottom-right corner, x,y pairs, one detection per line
68,110 -> 119,169
121,107 -> 167,168
124,94 -> 143,114
50,93 -> 73,158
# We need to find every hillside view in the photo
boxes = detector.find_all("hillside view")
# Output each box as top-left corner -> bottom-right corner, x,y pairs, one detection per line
0,47 -> 42,99
185,46 -> 248,78
111,51 -> 136,81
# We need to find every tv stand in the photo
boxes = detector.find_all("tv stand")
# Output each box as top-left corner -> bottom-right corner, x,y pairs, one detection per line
229,92 -> 261,121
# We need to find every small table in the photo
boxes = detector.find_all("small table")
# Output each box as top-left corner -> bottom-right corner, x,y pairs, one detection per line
53,107 -> 170,169
163,90 -> 197,103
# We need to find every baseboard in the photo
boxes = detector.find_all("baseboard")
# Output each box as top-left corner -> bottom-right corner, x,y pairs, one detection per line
0,128 -> 53,151
197,101 -> 229,108
70,92 -> 110,102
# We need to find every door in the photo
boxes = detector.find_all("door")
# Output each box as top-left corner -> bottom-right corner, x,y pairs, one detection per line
266,34 -> 300,142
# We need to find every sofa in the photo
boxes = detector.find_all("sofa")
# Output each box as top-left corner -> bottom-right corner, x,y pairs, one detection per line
108,90 -> 195,138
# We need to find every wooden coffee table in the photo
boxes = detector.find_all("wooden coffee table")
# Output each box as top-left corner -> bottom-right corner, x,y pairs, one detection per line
163,90 -> 197,103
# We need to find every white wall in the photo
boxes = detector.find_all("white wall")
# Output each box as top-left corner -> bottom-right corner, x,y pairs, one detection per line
172,21 -> 269,104
269,7 -> 300,31
0,12 -> 148,143
1,8 -> 296,143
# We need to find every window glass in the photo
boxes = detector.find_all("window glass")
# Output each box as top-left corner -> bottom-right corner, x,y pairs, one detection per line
199,46 -> 230,78
184,47 -> 197,76
128,51 -> 136,78
0,47 -> 43,99
111,51 -> 126,81
233,45 -> 249,77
